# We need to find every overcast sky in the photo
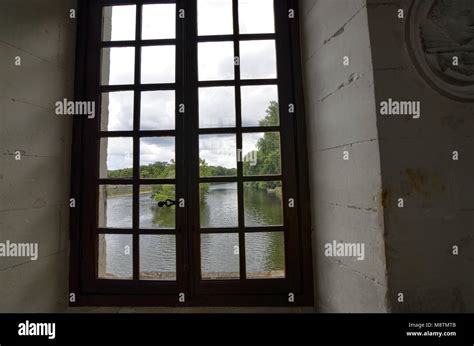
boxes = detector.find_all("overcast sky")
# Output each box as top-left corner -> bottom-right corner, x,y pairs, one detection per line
102,0 -> 278,171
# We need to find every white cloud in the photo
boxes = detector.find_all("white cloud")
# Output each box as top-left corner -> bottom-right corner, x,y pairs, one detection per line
198,0 -> 233,36
141,90 -> 175,130
141,46 -> 176,84
241,85 -> 279,126
102,5 -> 279,170
199,134 -> 236,169
103,137 -> 133,171
102,47 -> 135,85
240,40 -> 277,80
238,0 -> 275,34
142,4 -> 176,39
101,91 -> 134,131
199,87 -> 235,128
140,137 -> 175,166
198,42 -> 235,81
104,5 -> 136,41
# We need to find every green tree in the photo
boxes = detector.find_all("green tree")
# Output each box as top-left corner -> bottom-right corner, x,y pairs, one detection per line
151,184 -> 175,203
244,101 -> 281,190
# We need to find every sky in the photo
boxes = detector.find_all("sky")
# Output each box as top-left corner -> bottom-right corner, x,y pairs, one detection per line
101,0 -> 279,171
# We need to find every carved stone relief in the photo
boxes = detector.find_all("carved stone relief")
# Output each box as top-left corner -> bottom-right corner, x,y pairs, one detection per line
407,0 -> 474,101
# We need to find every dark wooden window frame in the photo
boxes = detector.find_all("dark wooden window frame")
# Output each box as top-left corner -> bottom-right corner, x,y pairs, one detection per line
70,0 -> 313,307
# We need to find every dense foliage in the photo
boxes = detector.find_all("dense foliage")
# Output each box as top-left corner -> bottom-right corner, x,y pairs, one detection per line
243,101 -> 281,191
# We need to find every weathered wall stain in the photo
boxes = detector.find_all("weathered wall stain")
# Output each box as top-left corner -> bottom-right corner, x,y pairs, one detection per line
401,168 -> 446,200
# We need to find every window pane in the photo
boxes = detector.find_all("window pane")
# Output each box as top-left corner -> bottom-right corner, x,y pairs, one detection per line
198,42 -> 234,81
141,46 -> 175,84
241,85 -> 279,127
242,132 -> 281,176
244,181 -> 283,227
101,47 -> 135,85
99,137 -> 133,179
200,183 -> 238,228
240,40 -> 277,79
101,91 -> 134,131
199,134 -> 237,177
199,87 -> 235,128
140,235 -> 176,280
140,137 -> 175,178
245,232 -> 285,279
142,4 -> 176,40
98,234 -> 133,279
238,0 -> 275,34
98,185 -> 133,228
139,184 -> 175,229
201,233 -> 240,280
102,5 -> 136,41
198,0 -> 233,36
140,90 -> 175,130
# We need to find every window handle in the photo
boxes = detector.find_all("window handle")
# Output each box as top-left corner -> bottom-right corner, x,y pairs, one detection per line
156,199 -> 176,208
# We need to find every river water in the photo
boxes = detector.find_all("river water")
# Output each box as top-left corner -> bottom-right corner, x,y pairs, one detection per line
101,183 -> 286,280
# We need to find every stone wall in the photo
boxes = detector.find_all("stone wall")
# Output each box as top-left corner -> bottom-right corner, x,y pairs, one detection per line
300,0 -> 389,312
0,0 -> 76,312
367,0 -> 474,312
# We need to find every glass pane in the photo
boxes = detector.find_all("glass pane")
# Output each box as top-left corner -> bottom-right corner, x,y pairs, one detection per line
198,42 -> 234,81
98,234 -> 133,280
241,85 -> 279,127
98,185 -> 133,228
139,184 -> 175,229
201,233 -> 239,280
240,40 -> 277,80
242,132 -> 281,176
198,0 -> 233,36
101,47 -> 135,85
101,91 -> 134,131
140,235 -> 176,280
199,87 -> 235,128
200,183 -> 238,228
244,181 -> 283,227
142,4 -> 176,40
102,5 -> 136,41
140,137 -> 175,178
245,232 -> 285,279
140,90 -> 175,130
99,137 -> 133,179
199,134 -> 237,177
239,0 -> 275,34
141,46 -> 175,84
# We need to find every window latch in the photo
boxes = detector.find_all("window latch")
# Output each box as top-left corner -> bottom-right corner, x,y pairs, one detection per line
156,199 -> 176,208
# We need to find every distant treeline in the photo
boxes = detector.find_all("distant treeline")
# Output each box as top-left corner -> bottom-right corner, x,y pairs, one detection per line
107,101 -> 281,202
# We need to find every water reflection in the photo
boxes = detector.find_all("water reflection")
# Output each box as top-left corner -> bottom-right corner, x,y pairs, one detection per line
200,183 -> 238,228
101,182 -> 285,279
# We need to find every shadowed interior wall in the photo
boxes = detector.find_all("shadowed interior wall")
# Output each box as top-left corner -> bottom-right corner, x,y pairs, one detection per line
0,0 -> 76,312
300,0 -> 389,312
367,0 -> 474,312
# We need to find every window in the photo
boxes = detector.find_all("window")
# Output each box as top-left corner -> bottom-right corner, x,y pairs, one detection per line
70,0 -> 313,306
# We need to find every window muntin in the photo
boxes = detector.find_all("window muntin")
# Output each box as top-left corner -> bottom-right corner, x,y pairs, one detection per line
98,2 -> 179,284
72,0 -> 312,306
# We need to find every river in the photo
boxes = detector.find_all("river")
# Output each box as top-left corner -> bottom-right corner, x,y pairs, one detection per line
101,182 -> 286,280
